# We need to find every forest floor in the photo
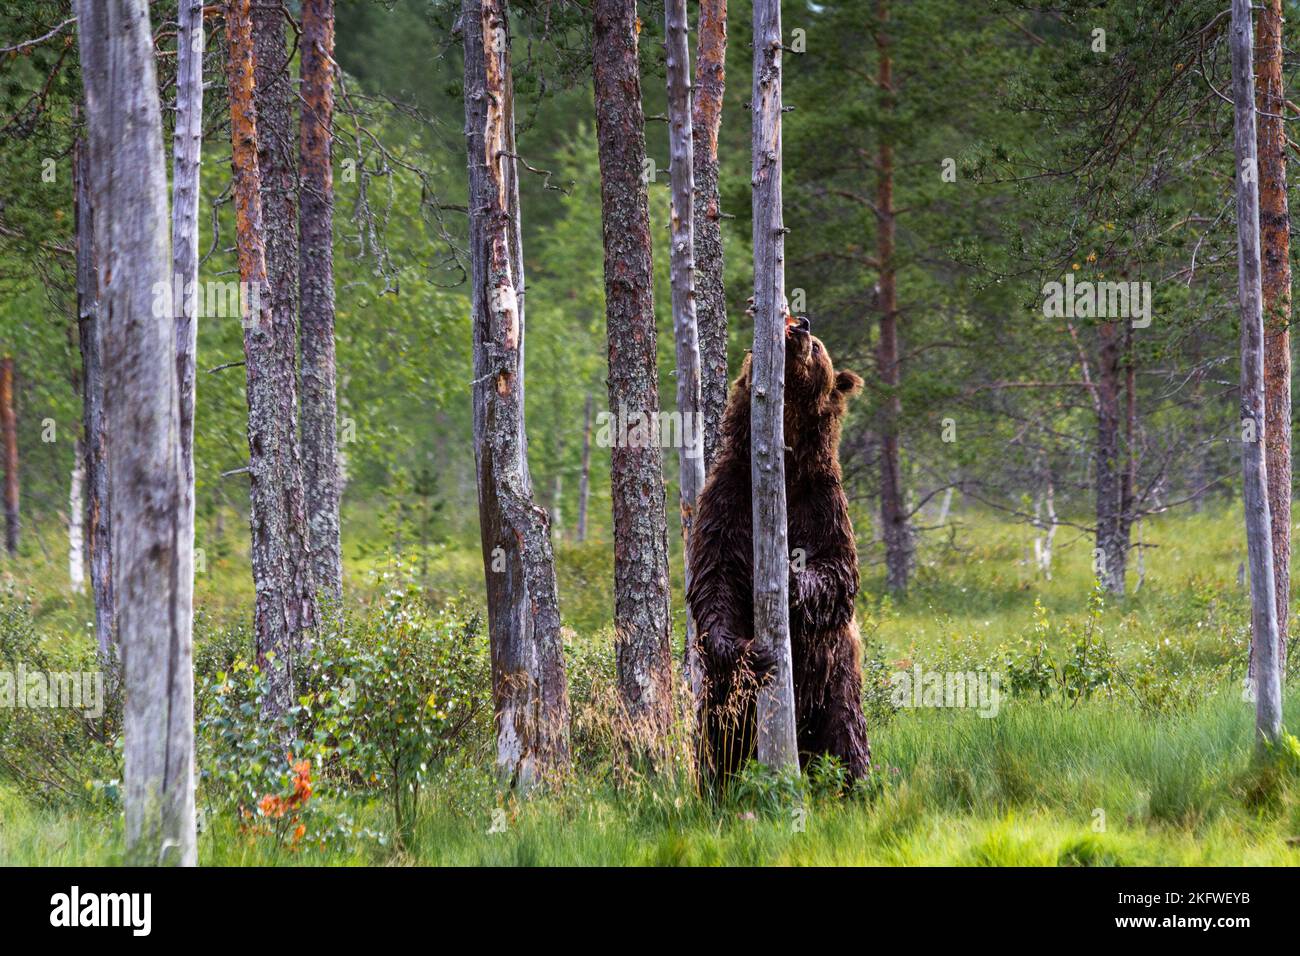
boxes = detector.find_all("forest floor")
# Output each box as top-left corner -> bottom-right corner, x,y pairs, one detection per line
2,504 -> 1299,866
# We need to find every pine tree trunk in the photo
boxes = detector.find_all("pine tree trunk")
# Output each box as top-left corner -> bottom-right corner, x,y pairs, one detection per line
750,0 -> 799,771
1256,0 -> 1291,668
74,132 -> 114,658
1095,319 -> 1126,594
300,0 -> 343,601
593,0 -> 675,750
463,0 -> 570,786
667,0 -> 708,704
0,357 -> 18,557
226,0 -> 317,721
577,392 -> 592,542
172,0 -> 203,646
875,0 -> 909,593
693,0 -> 729,472
1230,0 -> 1283,746
74,0 -> 196,866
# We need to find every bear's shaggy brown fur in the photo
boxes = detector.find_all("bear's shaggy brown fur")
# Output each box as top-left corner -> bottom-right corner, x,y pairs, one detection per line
687,322 -> 871,783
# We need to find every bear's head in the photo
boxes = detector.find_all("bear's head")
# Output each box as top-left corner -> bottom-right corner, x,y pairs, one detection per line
782,314 -> 863,421
716,315 -> 862,473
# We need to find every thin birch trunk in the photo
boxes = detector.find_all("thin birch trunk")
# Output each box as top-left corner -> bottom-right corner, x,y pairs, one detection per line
750,0 -> 798,771
463,0 -> 570,786
173,0 -> 203,645
693,0 -> 729,471
74,0 -> 196,866
1256,0 -> 1291,669
74,132 -> 114,657
68,444 -> 85,594
667,0 -> 707,704
577,392 -> 592,543
226,0 -> 317,721
1229,0 -> 1283,746
300,0 -> 343,601
593,0 -> 675,750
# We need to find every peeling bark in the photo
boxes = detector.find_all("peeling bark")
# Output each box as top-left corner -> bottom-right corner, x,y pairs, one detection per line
75,0 -> 196,866
750,0 -> 799,771
300,0 -> 343,601
593,0 -> 676,749
463,0 -> 570,786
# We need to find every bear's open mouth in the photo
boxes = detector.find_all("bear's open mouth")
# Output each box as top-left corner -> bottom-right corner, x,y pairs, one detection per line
785,313 -> 810,338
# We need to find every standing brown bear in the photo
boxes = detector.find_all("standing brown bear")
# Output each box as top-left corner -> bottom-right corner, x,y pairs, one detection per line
687,316 -> 871,784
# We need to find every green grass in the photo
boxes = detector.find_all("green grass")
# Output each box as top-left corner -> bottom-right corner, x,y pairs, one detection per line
1,502 -> 1298,866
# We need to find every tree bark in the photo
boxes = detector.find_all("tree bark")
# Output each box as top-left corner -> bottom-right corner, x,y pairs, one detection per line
172,0 -> 203,655
68,442 -> 86,594
576,392 -> 592,543
667,0 -> 708,704
463,0 -> 570,786
693,0 -> 729,472
593,0 -> 676,749
300,0 -> 343,601
74,132 -> 114,658
1230,0 -> 1283,746
874,0 -> 909,593
226,0 -> 317,721
74,0 -> 196,866
1256,0 -> 1291,669
0,358 -> 18,557
750,0 -> 799,771
1095,318 -> 1126,594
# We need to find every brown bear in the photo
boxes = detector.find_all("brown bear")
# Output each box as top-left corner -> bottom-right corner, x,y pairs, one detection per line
687,316 -> 871,784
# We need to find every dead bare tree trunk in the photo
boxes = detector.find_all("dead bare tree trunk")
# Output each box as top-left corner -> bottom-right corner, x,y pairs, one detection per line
74,132 -> 113,657
0,358 -> 18,557
75,0 -> 196,866
173,0 -> 203,636
1230,0 -> 1283,746
667,0 -> 708,704
300,0 -> 343,601
1256,0 -> 1291,669
875,0 -> 910,594
593,0 -> 675,751
462,0 -> 570,786
693,0 -> 729,472
750,0 -> 799,772
226,0 -> 317,721
576,392 -> 592,543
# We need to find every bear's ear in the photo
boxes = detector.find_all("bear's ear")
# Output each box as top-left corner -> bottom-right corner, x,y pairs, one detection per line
835,370 -> 864,396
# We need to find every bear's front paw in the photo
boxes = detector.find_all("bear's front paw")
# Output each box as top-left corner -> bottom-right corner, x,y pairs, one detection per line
742,639 -> 778,684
